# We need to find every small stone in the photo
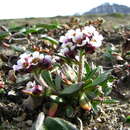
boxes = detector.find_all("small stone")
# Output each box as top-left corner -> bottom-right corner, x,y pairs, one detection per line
25,120 -> 32,126
119,114 -> 126,122
96,117 -> 102,123
116,108 -> 122,113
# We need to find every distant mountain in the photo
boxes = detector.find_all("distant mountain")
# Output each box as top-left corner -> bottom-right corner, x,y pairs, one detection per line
84,3 -> 130,14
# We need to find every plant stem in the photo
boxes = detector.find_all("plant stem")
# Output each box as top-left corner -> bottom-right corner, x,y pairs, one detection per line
78,51 -> 85,82
33,70 -> 48,89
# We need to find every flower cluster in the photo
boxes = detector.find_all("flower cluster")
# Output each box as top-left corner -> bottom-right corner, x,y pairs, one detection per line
22,81 -> 43,95
59,25 -> 103,57
13,51 -> 53,72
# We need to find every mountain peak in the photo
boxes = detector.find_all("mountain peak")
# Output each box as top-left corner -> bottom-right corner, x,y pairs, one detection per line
84,3 -> 130,14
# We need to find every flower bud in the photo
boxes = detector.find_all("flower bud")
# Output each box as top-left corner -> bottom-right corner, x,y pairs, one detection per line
48,103 -> 58,117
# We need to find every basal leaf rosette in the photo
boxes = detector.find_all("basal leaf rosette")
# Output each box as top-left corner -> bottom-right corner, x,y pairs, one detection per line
13,51 -> 54,73
58,25 -> 103,58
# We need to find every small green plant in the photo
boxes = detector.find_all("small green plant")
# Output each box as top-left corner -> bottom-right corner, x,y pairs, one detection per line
12,23 -> 116,129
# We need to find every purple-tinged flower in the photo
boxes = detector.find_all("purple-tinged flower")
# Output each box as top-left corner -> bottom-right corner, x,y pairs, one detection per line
22,81 -> 43,95
13,51 -> 54,72
31,51 -> 44,65
85,43 -> 96,54
59,25 -> 103,57
40,55 -> 52,69
59,45 -> 77,59
82,25 -> 96,37
13,53 -> 32,71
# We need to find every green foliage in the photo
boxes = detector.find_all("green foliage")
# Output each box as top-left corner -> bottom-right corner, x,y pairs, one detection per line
0,31 -> 10,40
60,83 -> 83,96
41,70 -> 55,89
54,75 -> 62,90
0,88 -> 5,94
102,99 -> 119,104
41,36 -> 59,45
125,115 -> 130,123
36,23 -> 61,30
86,70 -> 112,88
65,106 -> 74,118
8,21 -> 117,129
0,23 -> 60,40
44,117 -> 78,130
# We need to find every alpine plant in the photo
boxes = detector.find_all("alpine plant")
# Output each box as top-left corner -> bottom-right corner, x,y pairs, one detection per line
13,51 -> 54,72
58,25 -> 103,58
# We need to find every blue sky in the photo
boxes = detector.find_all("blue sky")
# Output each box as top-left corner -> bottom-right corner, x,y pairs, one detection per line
0,0 -> 129,19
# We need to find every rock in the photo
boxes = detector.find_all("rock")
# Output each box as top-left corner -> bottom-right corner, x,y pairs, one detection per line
119,114 -> 126,122
22,96 -> 43,111
96,117 -> 102,123
31,112 -> 45,130
13,113 -> 26,122
25,120 -> 32,126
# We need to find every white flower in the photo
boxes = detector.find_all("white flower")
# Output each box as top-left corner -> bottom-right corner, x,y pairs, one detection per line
61,42 -> 73,48
59,36 -> 67,43
31,51 -> 44,65
44,55 -> 52,61
19,53 -> 31,59
13,64 -> 23,71
23,81 -> 43,95
72,29 -> 83,43
60,48 -> 69,54
26,81 -> 36,89
65,29 -> 75,39
83,25 -> 96,36
77,37 -> 90,47
70,46 -> 76,50
13,56 -> 31,71
59,25 -> 103,56
90,34 -> 103,48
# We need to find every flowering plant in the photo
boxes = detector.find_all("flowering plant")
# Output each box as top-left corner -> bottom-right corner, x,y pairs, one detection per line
13,51 -> 53,72
58,25 -> 103,58
11,23 -> 115,129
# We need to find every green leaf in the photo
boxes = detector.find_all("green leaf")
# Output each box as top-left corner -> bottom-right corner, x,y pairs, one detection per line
60,83 -> 83,96
36,23 -> 61,30
66,106 -> 74,118
126,115 -> 130,123
44,117 -> 78,130
0,89 -> 5,94
85,62 -> 91,73
41,70 -> 55,88
103,86 -> 112,96
41,36 -> 59,45
16,74 -> 31,84
54,75 -> 62,90
0,31 -> 9,40
102,99 -> 119,104
86,70 -> 112,88
80,92 -> 89,102
91,103 -> 101,114
126,51 -> 130,56
85,67 -> 99,80
9,26 -> 25,32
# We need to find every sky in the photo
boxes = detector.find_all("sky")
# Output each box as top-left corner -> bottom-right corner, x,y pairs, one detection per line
0,0 -> 130,19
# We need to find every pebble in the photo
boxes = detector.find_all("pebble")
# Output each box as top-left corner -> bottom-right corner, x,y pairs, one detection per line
119,114 -> 126,122
25,120 -> 32,126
